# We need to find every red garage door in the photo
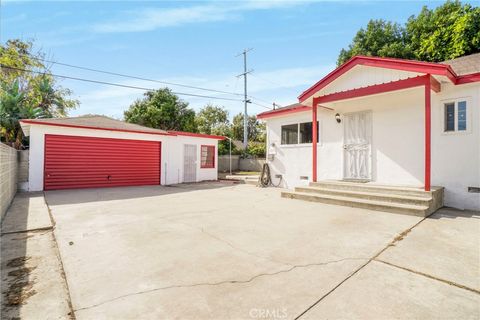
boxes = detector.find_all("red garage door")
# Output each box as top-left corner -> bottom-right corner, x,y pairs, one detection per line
44,134 -> 161,190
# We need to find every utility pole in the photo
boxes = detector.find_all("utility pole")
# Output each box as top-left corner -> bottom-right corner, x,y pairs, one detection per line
236,48 -> 253,150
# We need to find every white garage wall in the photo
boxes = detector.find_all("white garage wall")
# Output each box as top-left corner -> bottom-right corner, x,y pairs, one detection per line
27,125 -> 218,191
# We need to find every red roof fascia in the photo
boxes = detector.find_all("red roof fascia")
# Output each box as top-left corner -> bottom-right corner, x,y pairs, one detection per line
456,72 -> 480,85
298,56 -> 457,102
257,105 -> 310,120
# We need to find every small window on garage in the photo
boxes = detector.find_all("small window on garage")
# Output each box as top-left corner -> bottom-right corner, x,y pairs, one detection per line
443,100 -> 468,133
281,124 -> 298,145
201,145 -> 215,168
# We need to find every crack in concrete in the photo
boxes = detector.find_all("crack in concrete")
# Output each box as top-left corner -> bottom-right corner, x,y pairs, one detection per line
157,215 -> 293,268
199,227 -> 293,267
73,257 -> 369,313
294,216 -> 430,319
1,226 -> 53,236
375,259 -> 480,294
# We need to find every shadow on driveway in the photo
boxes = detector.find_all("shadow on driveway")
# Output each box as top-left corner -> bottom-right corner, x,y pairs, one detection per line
44,181 -> 236,206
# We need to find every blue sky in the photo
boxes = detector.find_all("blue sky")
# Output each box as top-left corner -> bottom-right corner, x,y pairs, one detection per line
1,0 -> 467,120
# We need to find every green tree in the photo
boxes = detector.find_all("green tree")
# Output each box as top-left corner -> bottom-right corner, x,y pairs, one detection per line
337,20 -> 412,65
232,113 -> 265,143
337,1 -> 480,65
406,1 -> 480,62
0,39 -> 79,148
124,88 -> 197,132
195,104 -> 229,135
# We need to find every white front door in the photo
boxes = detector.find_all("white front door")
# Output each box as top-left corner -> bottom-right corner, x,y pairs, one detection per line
183,144 -> 197,183
343,111 -> 372,180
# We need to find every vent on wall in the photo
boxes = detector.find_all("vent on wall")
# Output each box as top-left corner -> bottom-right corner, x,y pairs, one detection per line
468,187 -> 480,193
300,176 -> 309,180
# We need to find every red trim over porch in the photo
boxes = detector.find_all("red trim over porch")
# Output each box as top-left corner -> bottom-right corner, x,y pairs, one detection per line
298,55 -> 462,102
315,75 -> 440,104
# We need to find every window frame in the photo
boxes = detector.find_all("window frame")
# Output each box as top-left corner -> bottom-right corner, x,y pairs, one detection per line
441,98 -> 471,135
280,121 -> 320,146
200,145 -> 215,169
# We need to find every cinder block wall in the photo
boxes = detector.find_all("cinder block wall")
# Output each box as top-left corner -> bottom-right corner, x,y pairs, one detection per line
218,155 -> 240,172
0,143 -> 18,221
239,158 -> 266,172
218,155 -> 266,173
17,150 -> 29,191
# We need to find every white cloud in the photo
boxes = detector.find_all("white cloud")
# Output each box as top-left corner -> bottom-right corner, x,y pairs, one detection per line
70,63 -> 334,119
92,1 -> 312,33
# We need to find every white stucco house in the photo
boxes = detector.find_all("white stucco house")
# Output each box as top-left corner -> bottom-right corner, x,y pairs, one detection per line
258,54 -> 480,211
19,115 -> 224,191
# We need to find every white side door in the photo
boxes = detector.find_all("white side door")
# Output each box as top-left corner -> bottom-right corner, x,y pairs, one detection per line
183,144 -> 197,183
343,111 -> 372,180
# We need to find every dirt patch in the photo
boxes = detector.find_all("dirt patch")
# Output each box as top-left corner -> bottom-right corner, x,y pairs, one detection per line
3,256 -> 37,308
5,281 -> 37,306
392,229 -> 412,243
6,256 -> 31,268
8,266 -> 37,278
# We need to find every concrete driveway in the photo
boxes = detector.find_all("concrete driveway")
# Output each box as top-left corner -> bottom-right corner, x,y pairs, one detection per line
44,182 -> 479,319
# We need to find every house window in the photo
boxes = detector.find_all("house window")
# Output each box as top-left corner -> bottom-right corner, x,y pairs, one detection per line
281,124 -> 298,145
299,121 -> 319,144
443,100 -> 467,133
201,145 -> 215,168
281,121 -> 319,145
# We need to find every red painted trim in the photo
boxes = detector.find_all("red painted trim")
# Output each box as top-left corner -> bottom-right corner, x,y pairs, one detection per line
312,98 -> 318,182
167,131 -> 225,140
200,145 -> 215,169
456,72 -> 480,84
257,105 -> 310,119
424,78 -> 431,192
43,135 -> 46,191
430,76 -> 441,93
159,141 -> 162,185
20,119 -> 174,136
298,55 -> 458,102
316,75 -> 432,104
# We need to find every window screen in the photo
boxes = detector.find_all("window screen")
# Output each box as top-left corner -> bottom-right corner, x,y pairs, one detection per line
299,121 -> 319,144
458,101 -> 467,131
444,103 -> 455,132
281,124 -> 298,145
201,145 -> 215,168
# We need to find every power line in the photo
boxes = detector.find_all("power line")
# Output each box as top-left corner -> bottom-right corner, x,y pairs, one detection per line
20,52 -> 273,110
0,64 -> 245,102
19,53 -> 247,98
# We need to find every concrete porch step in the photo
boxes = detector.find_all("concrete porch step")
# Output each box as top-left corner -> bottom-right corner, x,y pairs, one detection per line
294,186 -> 432,206
281,191 -> 430,217
309,180 -> 439,198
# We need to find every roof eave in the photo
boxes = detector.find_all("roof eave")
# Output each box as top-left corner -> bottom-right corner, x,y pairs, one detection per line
298,55 -> 458,103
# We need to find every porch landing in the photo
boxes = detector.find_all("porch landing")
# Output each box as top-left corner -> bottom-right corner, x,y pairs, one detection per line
281,180 -> 444,217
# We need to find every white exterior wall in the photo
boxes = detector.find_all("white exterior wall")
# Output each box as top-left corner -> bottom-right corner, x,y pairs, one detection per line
265,83 -> 480,210
27,125 -> 218,191
431,82 -> 479,210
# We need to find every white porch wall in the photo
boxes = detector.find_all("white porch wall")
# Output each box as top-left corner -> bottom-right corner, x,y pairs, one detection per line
27,125 -> 218,191
265,83 -> 480,210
